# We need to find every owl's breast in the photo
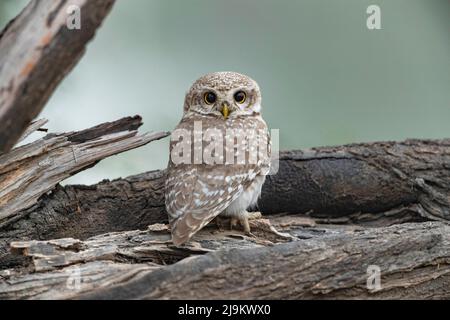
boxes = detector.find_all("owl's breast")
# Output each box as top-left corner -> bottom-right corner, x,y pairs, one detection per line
222,174 -> 266,217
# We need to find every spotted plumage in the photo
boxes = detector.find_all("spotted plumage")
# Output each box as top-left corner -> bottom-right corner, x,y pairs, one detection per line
165,72 -> 271,245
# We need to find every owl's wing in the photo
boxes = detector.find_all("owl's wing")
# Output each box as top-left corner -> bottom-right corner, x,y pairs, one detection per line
165,163 -> 261,245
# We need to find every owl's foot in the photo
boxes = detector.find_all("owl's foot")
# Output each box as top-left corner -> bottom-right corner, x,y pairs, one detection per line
245,230 -> 257,238
224,212 -> 263,235
235,211 -> 262,236
247,211 -> 262,220
240,215 -> 251,235
215,216 -> 227,231
230,217 -> 238,230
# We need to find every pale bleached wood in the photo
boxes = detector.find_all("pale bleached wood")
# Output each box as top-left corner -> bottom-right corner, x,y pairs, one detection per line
1,220 -> 449,299
0,261 -> 157,300
17,118 -> 48,144
0,116 -> 169,222
0,0 -> 115,153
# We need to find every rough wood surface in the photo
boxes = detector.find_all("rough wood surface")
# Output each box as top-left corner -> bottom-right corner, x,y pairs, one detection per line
0,116 -> 169,222
17,118 -> 49,144
3,138 -> 450,270
1,219 -> 448,299
3,133 -> 448,300
0,0 -> 115,153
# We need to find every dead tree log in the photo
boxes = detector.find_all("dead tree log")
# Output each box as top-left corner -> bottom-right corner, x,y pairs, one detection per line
1,220 -> 448,299
0,116 -> 169,268
0,0 -> 115,154
0,116 -> 169,223
2,137 -> 450,271
17,118 -> 49,143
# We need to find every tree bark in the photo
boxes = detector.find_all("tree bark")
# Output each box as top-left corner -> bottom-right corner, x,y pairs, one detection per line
0,116 -> 169,222
2,137 -> 450,272
0,0 -> 115,154
1,219 -> 449,299
0,116 -> 168,268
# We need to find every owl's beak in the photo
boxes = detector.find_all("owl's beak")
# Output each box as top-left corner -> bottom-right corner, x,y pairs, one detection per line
221,102 -> 230,119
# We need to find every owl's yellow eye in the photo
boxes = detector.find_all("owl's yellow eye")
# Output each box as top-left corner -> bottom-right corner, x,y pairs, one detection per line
234,91 -> 247,104
204,92 -> 217,105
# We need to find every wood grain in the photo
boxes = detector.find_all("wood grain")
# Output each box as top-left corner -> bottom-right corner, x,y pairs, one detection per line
0,0 -> 115,153
0,116 -> 169,222
1,220 -> 448,299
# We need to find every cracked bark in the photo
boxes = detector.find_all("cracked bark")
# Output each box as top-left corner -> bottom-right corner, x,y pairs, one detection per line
1,220 -> 449,299
2,137 -> 450,274
0,116 -> 169,268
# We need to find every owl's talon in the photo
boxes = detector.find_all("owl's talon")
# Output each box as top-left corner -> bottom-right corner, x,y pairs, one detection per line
230,217 -> 238,230
245,231 -> 256,238
215,217 -> 225,232
238,216 -> 251,235
247,211 -> 262,220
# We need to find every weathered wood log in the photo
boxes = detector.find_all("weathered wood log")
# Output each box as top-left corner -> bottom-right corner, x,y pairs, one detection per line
0,0 -> 115,153
0,216 -> 297,299
0,116 -> 169,223
0,116 -> 168,268
1,220 -> 448,299
17,118 -> 49,144
3,138 -> 450,270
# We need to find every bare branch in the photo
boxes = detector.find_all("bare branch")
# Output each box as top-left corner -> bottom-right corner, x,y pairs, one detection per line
0,0 -> 115,153
0,116 -> 169,222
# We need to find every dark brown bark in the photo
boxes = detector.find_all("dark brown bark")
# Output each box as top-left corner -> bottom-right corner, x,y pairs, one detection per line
263,140 -> 450,222
0,0 -> 115,154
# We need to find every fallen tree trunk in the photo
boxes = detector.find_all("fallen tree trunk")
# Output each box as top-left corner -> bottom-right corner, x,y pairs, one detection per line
1,220 -> 449,299
0,0 -> 116,154
0,116 -> 169,268
2,137 -> 450,271
10,138 -> 450,237
0,116 -> 169,222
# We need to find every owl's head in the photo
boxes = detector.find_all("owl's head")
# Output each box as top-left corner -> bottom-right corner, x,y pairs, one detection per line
183,72 -> 262,119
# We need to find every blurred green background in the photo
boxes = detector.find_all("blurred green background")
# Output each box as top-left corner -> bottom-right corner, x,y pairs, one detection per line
1,0 -> 449,185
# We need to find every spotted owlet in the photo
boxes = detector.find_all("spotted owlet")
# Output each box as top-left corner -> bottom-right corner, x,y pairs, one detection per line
165,72 -> 271,245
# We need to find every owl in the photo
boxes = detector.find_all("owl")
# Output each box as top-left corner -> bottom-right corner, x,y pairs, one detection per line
165,72 -> 271,245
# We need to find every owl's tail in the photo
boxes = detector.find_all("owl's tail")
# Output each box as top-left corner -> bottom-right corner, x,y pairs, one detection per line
169,213 -> 213,246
